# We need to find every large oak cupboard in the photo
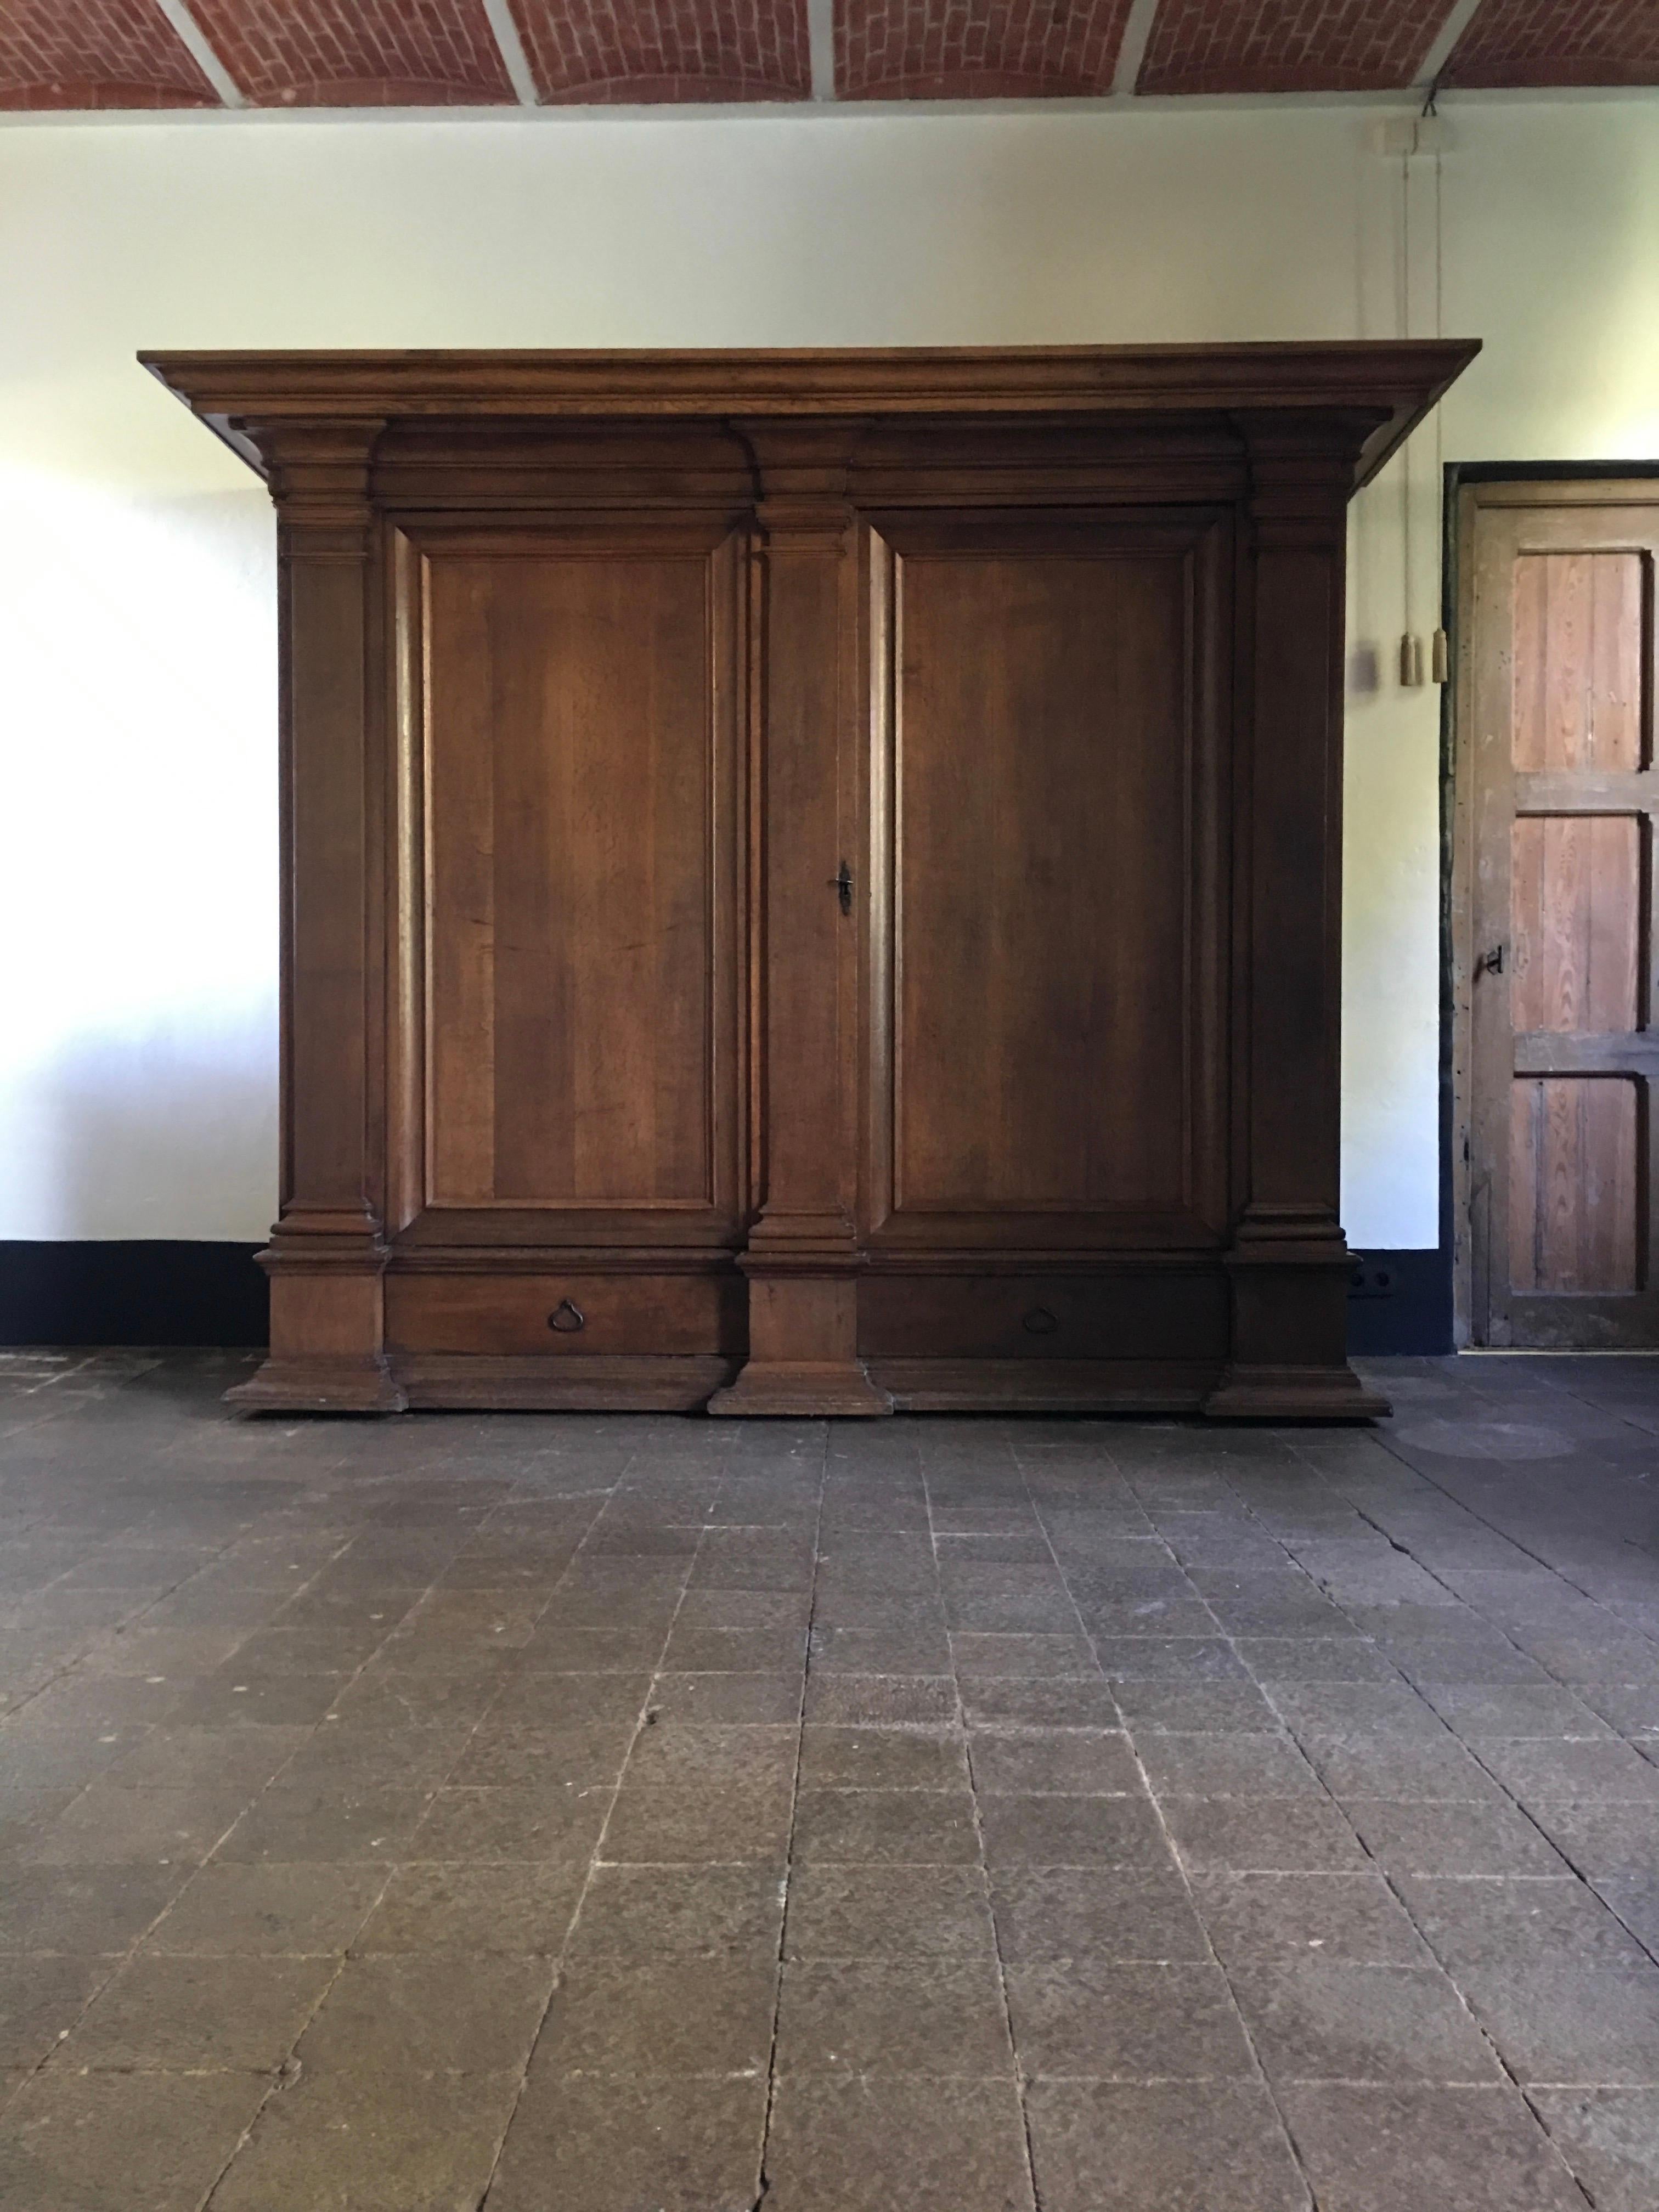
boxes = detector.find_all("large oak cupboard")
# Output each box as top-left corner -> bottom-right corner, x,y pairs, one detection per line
146,344 -> 1475,1419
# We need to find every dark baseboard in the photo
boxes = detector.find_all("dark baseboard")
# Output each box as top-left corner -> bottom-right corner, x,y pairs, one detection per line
0,1242 -> 268,1349
1347,1248 -> 1453,1357
2,1238 -> 1453,1363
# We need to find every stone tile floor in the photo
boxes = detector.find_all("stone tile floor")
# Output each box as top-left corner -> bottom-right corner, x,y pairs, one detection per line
0,1351 -> 1657,2208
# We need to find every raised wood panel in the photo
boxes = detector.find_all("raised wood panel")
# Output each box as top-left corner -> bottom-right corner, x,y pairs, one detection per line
858,1269 -> 1229,1360
868,511 -> 1227,1247
1510,814 -> 1641,1032
386,1271 -> 745,1355
1509,1076 -> 1640,1293
1511,550 -> 1647,772
414,523 -> 743,1232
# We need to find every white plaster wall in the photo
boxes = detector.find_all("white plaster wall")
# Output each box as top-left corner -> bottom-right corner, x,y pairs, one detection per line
1,99 -> 1655,1243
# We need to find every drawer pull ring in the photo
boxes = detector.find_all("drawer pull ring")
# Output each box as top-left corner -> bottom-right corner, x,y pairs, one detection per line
548,1300 -> 586,1334
1023,1306 -> 1059,1336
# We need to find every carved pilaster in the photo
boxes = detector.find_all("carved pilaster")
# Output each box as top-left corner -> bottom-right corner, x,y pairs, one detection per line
228,419 -> 403,1413
1206,412 -> 1390,1420
709,424 -> 890,1415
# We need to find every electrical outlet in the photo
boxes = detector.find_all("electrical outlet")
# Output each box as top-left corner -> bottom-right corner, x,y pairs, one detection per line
1348,1262 -> 1397,1302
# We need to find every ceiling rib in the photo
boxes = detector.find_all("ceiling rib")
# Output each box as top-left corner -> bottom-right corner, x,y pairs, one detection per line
1415,0 -> 1485,88
807,0 -> 834,100
481,0 -> 539,104
1111,0 -> 1161,97
149,0 -> 241,106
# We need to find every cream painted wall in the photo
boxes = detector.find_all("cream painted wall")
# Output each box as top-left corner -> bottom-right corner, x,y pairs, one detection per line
1,99 -> 1655,1243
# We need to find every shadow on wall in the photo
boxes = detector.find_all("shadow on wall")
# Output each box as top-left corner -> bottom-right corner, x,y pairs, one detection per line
0,1022 -> 277,1243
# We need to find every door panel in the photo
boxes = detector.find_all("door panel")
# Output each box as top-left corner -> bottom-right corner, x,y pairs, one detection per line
395,520 -> 745,1244
1510,815 -> 1640,1033
866,510 -> 1230,1250
1464,490 -> 1659,1345
1509,1077 -> 1639,1294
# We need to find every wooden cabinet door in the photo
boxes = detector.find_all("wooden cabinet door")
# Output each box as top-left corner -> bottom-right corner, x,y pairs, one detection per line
1466,490 -> 1659,1345
390,518 -> 746,1248
863,509 -> 1232,1252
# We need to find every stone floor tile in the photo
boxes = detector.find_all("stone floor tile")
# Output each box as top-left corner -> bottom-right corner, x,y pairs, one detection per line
662,1625 -> 808,1673
776,1956 -> 1014,2074
1420,1681 -> 1617,1737
1280,2083 -> 1590,2211
295,1953 -> 554,2074
764,2075 -> 1036,2211
783,1863 -> 995,1960
1193,1871 -> 1432,1965
1024,2079 -> 1307,2212
1138,1732 -> 1323,1797
802,1672 -> 955,1725
792,1787 -> 980,1864
1091,1635 -> 1249,1683
1469,1734 -> 1659,1805
69,1951 -> 334,2068
570,1863 -> 784,1957
489,2070 -> 768,2212
1448,1957 -> 1659,2085
1006,1957 -> 1253,2079
219,1785 -> 436,1864
1304,1733 -> 1508,1802
534,1953 -> 777,2074
956,1674 -> 1120,1727
967,1726 -> 1141,1795
101,1723 -> 311,1792
1345,1798 -> 1568,1876
624,1719 -> 799,1788
0,2066 -> 269,2212
404,1782 -> 610,1863
649,1669 -> 804,1723
27,1783 -> 251,1865
210,2065 -> 523,2212
1579,1683 -> 1659,1738
1236,1638 -> 1398,1683
1230,1956 -> 1501,2084
797,1725 -> 967,1790
990,1865 -> 1208,1963
1533,2086 -> 1659,2211
0,1863 -> 183,1953
1109,1678 -> 1279,1731
978,1791 -> 1171,1869
1398,1872 -> 1650,1970
602,1778 -> 794,1865
0,1952 -> 111,2066
351,1862 -> 584,1955
1161,1796 -> 1368,1872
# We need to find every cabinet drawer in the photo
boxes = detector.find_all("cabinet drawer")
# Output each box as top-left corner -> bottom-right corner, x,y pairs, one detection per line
386,1273 -> 745,1357
859,1272 -> 1228,1361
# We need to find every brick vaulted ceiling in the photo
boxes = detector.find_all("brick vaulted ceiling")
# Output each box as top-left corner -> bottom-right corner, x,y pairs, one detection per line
1,0 -> 1655,110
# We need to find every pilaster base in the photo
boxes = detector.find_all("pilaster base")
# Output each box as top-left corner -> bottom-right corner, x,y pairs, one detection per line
1203,1363 -> 1389,1422
227,1354 -> 407,1415
709,1267 -> 893,1417
707,1359 -> 893,1417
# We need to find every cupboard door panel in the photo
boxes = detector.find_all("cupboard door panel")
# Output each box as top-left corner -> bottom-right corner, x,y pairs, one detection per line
868,511 -> 1229,1249
411,523 -> 743,1236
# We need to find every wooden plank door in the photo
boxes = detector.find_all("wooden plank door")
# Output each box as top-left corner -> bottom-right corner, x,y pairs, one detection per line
1463,484 -> 1659,1345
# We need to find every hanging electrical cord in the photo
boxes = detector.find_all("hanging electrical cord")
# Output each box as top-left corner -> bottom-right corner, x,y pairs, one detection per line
1431,142 -> 1450,682
1400,143 -> 1424,686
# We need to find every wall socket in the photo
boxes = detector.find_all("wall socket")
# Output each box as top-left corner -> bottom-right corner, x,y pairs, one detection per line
1348,1262 -> 1398,1301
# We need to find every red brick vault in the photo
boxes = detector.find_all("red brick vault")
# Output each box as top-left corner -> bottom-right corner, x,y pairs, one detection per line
1,0 -> 1655,111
